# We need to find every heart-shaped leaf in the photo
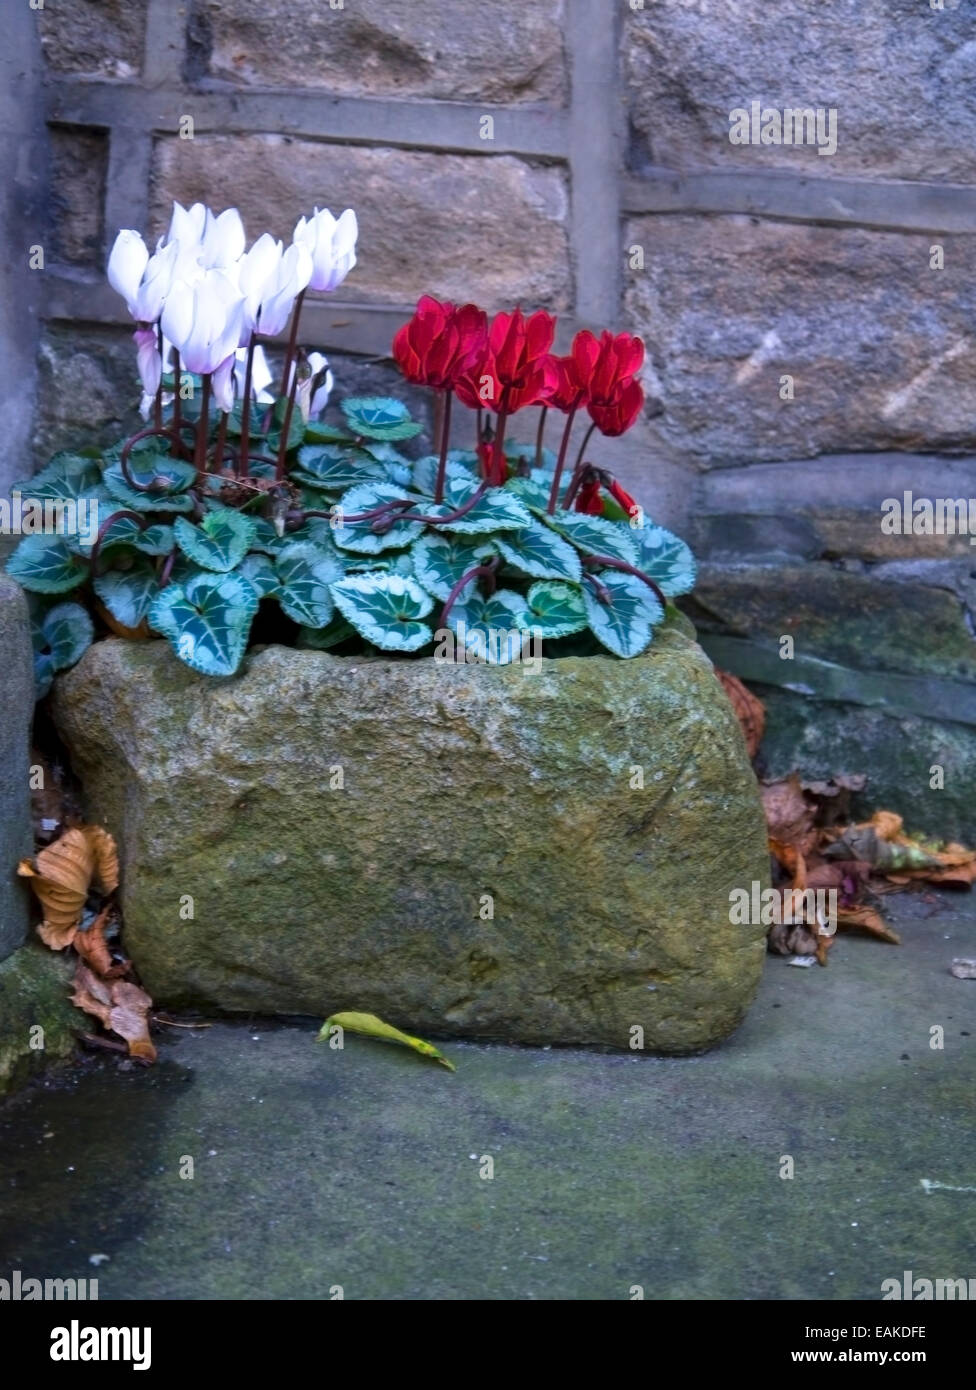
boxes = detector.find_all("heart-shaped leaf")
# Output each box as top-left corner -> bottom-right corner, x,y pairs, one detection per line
331,573 -> 434,651
494,519 -> 582,582
93,557 -> 160,629
238,552 -> 281,599
6,534 -> 88,594
297,614 -> 359,650
341,396 -> 422,441
435,477 -> 533,536
444,588 -> 530,665
30,600 -> 94,697
411,451 -> 479,496
17,452 -> 103,501
520,580 -> 588,639
149,571 -> 258,676
583,570 -> 663,658
546,512 -> 639,565
331,483 -> 423,554
294,444 -> 387,492
634,523 -> 697,598
174,506 -> 256,573
274,542 -> 343,627
303,420 -> 354,446
410,532 -> 494,601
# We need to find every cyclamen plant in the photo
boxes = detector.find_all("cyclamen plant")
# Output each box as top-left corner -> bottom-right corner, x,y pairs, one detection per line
7,202 -> 696,689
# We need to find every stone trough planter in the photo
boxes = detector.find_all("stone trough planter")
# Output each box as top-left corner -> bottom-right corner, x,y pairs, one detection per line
52,623 -> 769,1053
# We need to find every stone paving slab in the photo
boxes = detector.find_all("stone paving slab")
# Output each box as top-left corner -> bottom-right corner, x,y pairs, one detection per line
0,891 -> 973,1300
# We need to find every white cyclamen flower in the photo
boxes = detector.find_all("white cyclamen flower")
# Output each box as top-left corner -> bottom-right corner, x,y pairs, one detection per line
107,230 -> 150,310
160,270 -> 246,377
250,241 -> 313,338
293,207 -> 357,293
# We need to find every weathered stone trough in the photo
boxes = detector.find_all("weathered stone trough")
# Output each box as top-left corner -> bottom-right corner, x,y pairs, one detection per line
52,624 -> 769,1053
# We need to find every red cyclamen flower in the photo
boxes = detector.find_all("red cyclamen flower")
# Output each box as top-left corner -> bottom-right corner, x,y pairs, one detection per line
545,330 -> 603,412
587,376 -> 644,437
586,331 -> 644,406
454,307 -> 557,413
574,477 -> 605,515
607,479 -> 640,518
393,295 -> 488,390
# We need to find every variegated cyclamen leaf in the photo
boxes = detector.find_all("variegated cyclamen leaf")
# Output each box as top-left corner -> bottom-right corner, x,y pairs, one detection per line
521,580 -> 588,639
494,519 -> 582,582
17,452 -> 103,501
583,570 -> 663,658
149,571 -> 258,676
274,542 -> 343,628
411,452 -> 479,496
410,532 -> 495,601
297,615 -> 358,650
330,573 -> 434,652
32,600 -> 94,673
341,396 -> 422,441
444,588 -> 530,666
102,466 -> 196,514
633,523 -> 698,598
294,444 -> 388,491
238,552 -> 281,599
174,507 -> 257,573
436,477 -> 533,536
546,512 -> 639,566
359,442 -> 414,489
93,557 -> 160,629
331,483 -> 423,554
6,534 -> 88,594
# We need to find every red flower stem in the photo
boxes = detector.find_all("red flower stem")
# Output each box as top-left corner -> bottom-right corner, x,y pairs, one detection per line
476,405 -> 483,450
239,335 -> 256,479
195,373 -> 211,476
433,389 -> 453,504
276,357 -> 303,480
582,554 -> 667,610
491,394 -> 509,482
563,427 -> 598,508
154,324 -> 164,431
119,426 -> 180,491
88,509 -> 150,574
172,350 -> 182,454
534,404 -> 548,470
439,557 -> 500,629
546,405 -> 577,514
278,289 -> 306,397
572,421 -> 597,478
583,572 -> 611,605
158,550 -> 177,589
213,412 -> 229,473
394,477 -> 490,525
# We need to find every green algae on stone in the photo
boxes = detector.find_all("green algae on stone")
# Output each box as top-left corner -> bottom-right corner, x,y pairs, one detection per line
52,625 -> 769,1053
0,944 -> 79,1096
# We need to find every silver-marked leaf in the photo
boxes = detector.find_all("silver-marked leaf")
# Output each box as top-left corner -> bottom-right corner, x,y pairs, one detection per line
331,573 -> 434,652
521,580 -> 588,639
174,506 -> 256,573
411,451 -> 479,496
331,483 -> 423,554
410,532 -> 495,601
103,456 -> 197,513
341,396 -> 422,441
633,523 -> 697,598
359,441 -> 413,489
494,519 -> 582,582
103,468 -> 196,513
274,542 -> 342,627
444,588 -> 530,665
149,570 -> 258,676
504,475 -> 557,513
94,557 -> 160,629
239,552 -> 281,599
6,534 -> 88,594
583,570 -> 663,658
32,601 -> 94,674
303,420 -> 354,446
294,444 -> 387,491
135,523 -> 176,557
437,477 -> 532,536
17,453 -> 103,501
547,512 -> 639,565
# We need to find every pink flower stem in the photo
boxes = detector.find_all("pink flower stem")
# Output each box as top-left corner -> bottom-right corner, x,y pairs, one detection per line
433,390 -> 453,504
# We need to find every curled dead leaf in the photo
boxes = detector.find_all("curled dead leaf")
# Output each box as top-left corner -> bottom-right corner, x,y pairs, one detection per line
18,823 -> 118,948
73,906 -> 120,977
835,905 -> 900,945
70,963 -> 155,1062
761,775 -> 818,856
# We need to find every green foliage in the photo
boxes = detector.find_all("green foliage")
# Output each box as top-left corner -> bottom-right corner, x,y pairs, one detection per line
5,385 -> 697,687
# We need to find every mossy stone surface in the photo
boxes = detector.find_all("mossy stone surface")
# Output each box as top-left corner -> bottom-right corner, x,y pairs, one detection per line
0,944 -> 78,1096
52,628 -> 769,1053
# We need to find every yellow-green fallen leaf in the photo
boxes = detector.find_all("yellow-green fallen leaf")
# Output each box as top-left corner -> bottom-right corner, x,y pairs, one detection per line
316,1011 -> 456,1072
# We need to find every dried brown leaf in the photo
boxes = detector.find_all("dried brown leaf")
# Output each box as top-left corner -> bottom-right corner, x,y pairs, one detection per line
836,905 -> 900,945
715,669 -> 766,759
761,775 -> 817,855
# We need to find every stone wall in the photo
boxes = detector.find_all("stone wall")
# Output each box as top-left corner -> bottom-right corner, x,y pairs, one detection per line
8,0 -> 976,836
